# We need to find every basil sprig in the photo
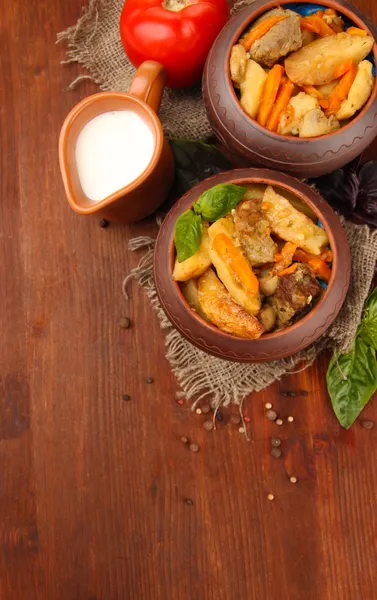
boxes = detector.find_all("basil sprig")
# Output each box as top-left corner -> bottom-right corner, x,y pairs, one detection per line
174,210 -> 202,263
174,184 -> 247,263
327,287 -> 377,429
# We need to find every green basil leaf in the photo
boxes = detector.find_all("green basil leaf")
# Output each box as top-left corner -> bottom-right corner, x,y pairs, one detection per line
193,184 -> 247,221
359,287 -> 377,349
327,337 -> 377,429
174,210 -> 202,263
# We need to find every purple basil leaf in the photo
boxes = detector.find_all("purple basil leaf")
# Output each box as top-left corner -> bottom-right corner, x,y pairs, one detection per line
356,162 -> 377,226
310,167 -> 359,216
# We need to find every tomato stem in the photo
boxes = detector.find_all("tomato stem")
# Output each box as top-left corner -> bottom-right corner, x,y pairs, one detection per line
162,0 -> 190,11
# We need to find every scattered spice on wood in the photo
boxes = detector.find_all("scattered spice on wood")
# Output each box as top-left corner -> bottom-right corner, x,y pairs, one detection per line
290,476 -> 298,484
201,404 -> 211,414
177,399 -> 184,405
266,410 -> 277,421
287,416 -> 294,423
146,377 -> 154,384
204,420 -> 214,431
181,436 -> 189,444
196,408 -> 202,415
271,437 -> 281,447
244,416 -> 251,423
185,498 -> 194,506
276,419 -> 283,426
122,394 -> 131,401
215,412 -> 224,422
118,317 -> 131,329
281,391 -> 297,397
99,219 -> 109,228
230,415 -> 241,425
271,447 -> 282,459
300,390 -> 309,397
189,443 -> 199,453
361,419 -> 374,430
265,402 -> 273,409
267,494 -> 274,501
238,427 -> 246,434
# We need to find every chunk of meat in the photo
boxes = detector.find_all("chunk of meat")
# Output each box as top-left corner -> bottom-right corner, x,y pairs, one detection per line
247,9 -> 302,68
197,269 -> 264,339
233,197 -> 277,266
268,263 -> 322,329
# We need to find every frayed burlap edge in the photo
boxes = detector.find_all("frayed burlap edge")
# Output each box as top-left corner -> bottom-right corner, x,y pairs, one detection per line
122,221 -> 377,413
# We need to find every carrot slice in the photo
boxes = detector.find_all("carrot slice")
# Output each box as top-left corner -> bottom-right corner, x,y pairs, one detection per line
308,258 -> 332,282
212,233 -> 259,296
266,80 -> 295,132
294,248 -> 333,264
278,263 -> 299,277
320,249 -> 333,263
274,242 -> 297,273
257,65 -> 285,127
303,85 -> 325,99
347,26 -> 367,36
334,59 -> 354,79
326,62 -> 357,115
300,16 -> 336,37
241,16 -> 287,51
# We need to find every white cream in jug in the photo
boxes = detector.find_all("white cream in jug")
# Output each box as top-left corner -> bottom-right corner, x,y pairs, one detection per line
75,110 -> 155,202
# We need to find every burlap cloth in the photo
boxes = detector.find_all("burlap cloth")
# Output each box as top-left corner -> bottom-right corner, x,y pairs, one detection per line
57,0 -> 250,140
59,0 -> 377,409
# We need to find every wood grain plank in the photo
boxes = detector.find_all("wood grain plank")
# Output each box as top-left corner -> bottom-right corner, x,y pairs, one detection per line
0,0 -> 377,598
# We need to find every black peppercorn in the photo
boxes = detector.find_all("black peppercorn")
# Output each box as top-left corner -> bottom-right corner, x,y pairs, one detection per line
99,219 -> 109,228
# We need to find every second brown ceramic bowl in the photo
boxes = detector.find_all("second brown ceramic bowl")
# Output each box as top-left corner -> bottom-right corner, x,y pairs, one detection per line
154,169 -> 351,363
203,0 -> 377,178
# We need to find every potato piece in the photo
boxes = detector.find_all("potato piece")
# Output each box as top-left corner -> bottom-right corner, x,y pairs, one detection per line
336,60 -> 375,120
240,59 -> 268,119
207,216 -> 235,240
197,269 -> 264,340
259,270 -> 279,297
208,223 -> 261,316
259,305 -> 277,332
181,279 -> 208,320
285,33 -> 374,86
278,92 -> 319,135
230,44 -> 248,86
301,29 -> 316,47
261,186 -> 329,255
316,81 -> 338,98
299,108 -> 340,138
173,223 -> 211,282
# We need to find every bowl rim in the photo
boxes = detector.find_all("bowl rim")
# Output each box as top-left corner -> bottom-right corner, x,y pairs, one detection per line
154,168 -> 351,362
226,0 -> 377,142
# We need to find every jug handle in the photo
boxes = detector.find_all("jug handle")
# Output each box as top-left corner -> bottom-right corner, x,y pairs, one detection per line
129,61 -> 166,115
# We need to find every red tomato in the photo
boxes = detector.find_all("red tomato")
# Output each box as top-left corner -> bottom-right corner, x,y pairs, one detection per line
120,0 -> 229,88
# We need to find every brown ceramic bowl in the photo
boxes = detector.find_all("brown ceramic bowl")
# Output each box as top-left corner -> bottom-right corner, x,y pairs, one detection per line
203,0 -> 377,178
154,168 -> 351,363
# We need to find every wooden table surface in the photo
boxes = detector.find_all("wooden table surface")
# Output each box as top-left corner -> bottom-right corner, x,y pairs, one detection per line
1,1 -> 377,598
